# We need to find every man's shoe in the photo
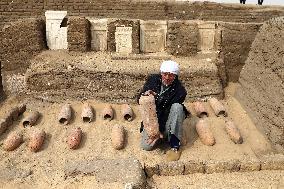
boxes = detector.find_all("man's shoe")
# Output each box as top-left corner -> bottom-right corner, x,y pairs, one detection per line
166,148 -> 182,162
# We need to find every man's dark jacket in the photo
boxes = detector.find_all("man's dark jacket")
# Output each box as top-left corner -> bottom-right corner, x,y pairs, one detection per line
137,74 -> 189,133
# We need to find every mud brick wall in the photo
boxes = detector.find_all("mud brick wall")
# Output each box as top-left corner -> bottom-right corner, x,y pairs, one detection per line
220,22 -> 262,82
0,0 -> 44,28
107,19 -> 140,54
0,18 -> 46,72
0,61 -> 3,99
67,17 -> 91,52
167,21 -> 198,56
1,1 -> 284,28
235,17 -> 284,152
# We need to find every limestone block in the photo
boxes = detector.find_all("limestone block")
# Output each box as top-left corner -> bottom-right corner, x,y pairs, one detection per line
45,11 -> 68,50
198,22 -> 216,53
204,160 -> 240,173
260,154 -> 284,170
159,161 -> 184,176
115,27 -> 132,54
240,158 -> 261,172
183,160 -> 205,174
64,158 -> 146,188
140,20 -> 167,53
144,163 -> 160,177
89,18 -> 108,51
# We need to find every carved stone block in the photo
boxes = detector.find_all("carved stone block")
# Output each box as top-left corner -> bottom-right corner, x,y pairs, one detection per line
45,11 -> 68,50
140,20 -> 167,53
89,19 -> 108,51
115,27 -> 132,54
198,22 -> 216,53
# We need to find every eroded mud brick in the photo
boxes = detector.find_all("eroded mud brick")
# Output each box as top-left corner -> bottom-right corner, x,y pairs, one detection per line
58,104 -> 72,125
196,119 -> 215,146
183,160 -> 205,174
121,104 -> 134,121
208,97 -> 227,117
144,163 -> 160,177
193,101 -> 208,118
22,111 -> 40,127
204,160 -> 240,174
81,103 -> 94,123
111,124 -> 125,150
240,158 -> 261,172
225,120 -> 243,144
102,104 -> 114,121
7,107 -> 19,121
139,95 -> 159,139
3,131 -> 23,151
260,154 -> 284,170
0,119 -> 8,135
28,128 -> 45,152
17,103 -> 26,115
159,161 -> 185,176
67,127 -> 82,150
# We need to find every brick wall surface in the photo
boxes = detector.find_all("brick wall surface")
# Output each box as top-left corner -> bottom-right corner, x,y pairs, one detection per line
1,1 -> 284,28
0,18 -> 46,72
220,22 -> 262,82
167,21 -> 198,56
68,17 -> 91,52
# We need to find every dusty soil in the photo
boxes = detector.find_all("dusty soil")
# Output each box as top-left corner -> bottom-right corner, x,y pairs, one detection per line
0,83 -> 282,188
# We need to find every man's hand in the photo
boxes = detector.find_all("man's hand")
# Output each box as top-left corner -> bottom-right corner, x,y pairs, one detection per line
143,90 -> 157,96
146,132 -> 163,145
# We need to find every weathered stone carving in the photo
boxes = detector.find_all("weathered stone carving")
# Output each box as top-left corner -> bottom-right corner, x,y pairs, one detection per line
140,20 -> 167,53
89,19 -> 108,51
45,11 -> 68,50
198,22 -> 216,53
115,27 -> 133,54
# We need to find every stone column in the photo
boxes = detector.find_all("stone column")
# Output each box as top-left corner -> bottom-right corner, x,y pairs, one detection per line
45,11 -> 68,50
140,20 -> 167,53
115,27 -> 133,54
198,22 -> 216,53
89,19 -> 108,51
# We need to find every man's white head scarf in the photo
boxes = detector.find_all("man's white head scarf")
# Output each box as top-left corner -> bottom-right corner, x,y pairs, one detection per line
160,60 -> 179,75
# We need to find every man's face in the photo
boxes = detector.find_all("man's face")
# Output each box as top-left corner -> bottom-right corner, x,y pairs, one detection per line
161,72 -> 176,86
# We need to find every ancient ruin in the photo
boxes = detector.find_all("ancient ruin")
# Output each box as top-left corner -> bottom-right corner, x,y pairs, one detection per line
0,0 -> 284,188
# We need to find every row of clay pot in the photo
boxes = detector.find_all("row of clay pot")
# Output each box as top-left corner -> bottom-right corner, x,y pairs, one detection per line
0,104 -> 26,136
193,98 -> 243,146
2,125 -> 126,152
68,125 -> 126,150
68,124 -> 126,150
3,128 -> 45,152
193,97 -> 228,118
58,103 -> 134,125
195,119 -> 243,146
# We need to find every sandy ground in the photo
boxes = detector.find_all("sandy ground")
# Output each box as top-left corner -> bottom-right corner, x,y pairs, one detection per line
0,82 -> 282,188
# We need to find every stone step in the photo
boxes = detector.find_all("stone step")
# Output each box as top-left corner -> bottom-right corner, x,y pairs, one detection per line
149,170 -> 284,189
25,50 -> 223,103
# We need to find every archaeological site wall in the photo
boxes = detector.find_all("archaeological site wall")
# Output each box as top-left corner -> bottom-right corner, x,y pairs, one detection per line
236,17 -> 284,151
1,1 -> 284,99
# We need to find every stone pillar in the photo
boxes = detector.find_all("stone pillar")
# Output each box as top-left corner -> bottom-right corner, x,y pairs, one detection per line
140,20 -> 167,53
115,27 -> 133,54
89,19 -> 108,51
198,22 -> 216,53
45,11 -> 68,50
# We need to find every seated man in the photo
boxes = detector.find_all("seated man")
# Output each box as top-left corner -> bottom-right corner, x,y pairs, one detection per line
137,60 -> 190,161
